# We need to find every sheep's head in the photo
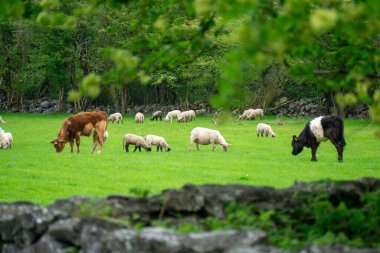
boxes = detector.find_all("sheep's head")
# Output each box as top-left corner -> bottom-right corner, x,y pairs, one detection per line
145,146 -> 152,152
291,135 -> 303,155
167,147 -> 171,152
271,132 -> 276,138
221,143 -> 231,152
50,139 -> 66,152
1,139 -> 10,149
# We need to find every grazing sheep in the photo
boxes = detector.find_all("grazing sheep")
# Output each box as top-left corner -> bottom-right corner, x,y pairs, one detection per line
292,116 -> 346,162
248,109 -> 264,119
135,112 -> 144,124
190,127 -> 230,152
107,113 -> 123,124
0,116 -> 5,124
165,110 -> 181,123
144,134 -> 171,152
150,111 -> 163,121
239,109 -> 255,120
256,123 -> 275,137
0,132 -> 13,149
123,134 -> 151,152
178,110 -> 196,122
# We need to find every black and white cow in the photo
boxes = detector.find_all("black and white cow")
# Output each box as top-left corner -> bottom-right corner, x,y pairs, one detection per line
291,116 -> 346,162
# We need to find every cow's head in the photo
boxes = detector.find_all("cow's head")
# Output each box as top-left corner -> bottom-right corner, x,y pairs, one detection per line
50,139 -> 66,152
291,135 -> 304,155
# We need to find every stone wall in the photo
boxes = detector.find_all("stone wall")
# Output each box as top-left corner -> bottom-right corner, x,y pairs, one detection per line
0,95 -> 370,118
1,178 -> 379,253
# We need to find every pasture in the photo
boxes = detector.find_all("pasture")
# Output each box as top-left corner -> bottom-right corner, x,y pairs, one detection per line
0,113 -> 379,205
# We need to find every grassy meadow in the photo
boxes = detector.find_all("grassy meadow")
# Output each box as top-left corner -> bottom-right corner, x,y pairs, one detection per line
0,113 -> 379,205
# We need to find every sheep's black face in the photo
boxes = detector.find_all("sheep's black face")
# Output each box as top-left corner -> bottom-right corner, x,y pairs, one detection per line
50,139 -> 66,152
146,147 -> 152,152
167,147 -> 171,152
291,135 -> 303,155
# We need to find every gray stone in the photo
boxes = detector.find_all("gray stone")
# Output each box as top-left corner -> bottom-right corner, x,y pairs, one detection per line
40,101 -> 50,109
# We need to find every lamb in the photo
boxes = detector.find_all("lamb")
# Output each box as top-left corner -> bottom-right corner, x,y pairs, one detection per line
135,112 -> 144,124
123,134 -> 152,152
248,109 -> 264,119
144,134 -> 171,152
256,123 -> 275,137
107,113 -> 123,124
178,110 -> 196,122
165,110 -> 181,123
239,109 -> 255,120
0,132 -> 13,149
190,127 -> 230,152
150,111 -> 163,121
292,116 -> 346,162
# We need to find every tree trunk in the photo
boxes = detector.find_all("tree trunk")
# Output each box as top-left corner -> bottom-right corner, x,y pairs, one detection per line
57,87 -> 64,113
119,85 -> 128,114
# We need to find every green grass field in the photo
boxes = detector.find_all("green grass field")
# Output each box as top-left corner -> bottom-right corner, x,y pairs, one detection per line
0,113 -> 379,205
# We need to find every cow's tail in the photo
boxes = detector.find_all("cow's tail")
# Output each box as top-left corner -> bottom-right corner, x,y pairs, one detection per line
340,117 -> 346,148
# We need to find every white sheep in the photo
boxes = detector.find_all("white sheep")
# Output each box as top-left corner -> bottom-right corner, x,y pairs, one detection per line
190,127 -> 230,152
239,109 -> 255,120
165,110 -> 181,123
256,123 -> 275,137
248,109 -> 264,119
135,112 -> 144,124
108,113 -> 123,124
123,134 -> 151,152
144,134 -> 171,152
0,132 -> 13,149
178,110 -> 196,122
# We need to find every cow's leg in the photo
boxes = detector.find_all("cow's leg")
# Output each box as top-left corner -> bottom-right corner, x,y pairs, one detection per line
91,134 -> 98,154
324,129 -> 344,162
75,135 -> 81,153
96,135 -> 104,154
311,145 -> 319,161
331,139 -> 344,162
70,139 -> 74,153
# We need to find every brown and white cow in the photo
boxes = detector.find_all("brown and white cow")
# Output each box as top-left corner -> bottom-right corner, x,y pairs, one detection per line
50,111 -> 108,154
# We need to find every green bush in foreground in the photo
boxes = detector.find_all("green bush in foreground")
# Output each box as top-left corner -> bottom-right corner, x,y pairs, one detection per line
161,190 -> 380,250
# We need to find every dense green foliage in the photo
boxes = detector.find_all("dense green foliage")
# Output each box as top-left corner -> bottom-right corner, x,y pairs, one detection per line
0,113 -> 379,205
0,0 -> 379,122
154,190 -> 380,250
